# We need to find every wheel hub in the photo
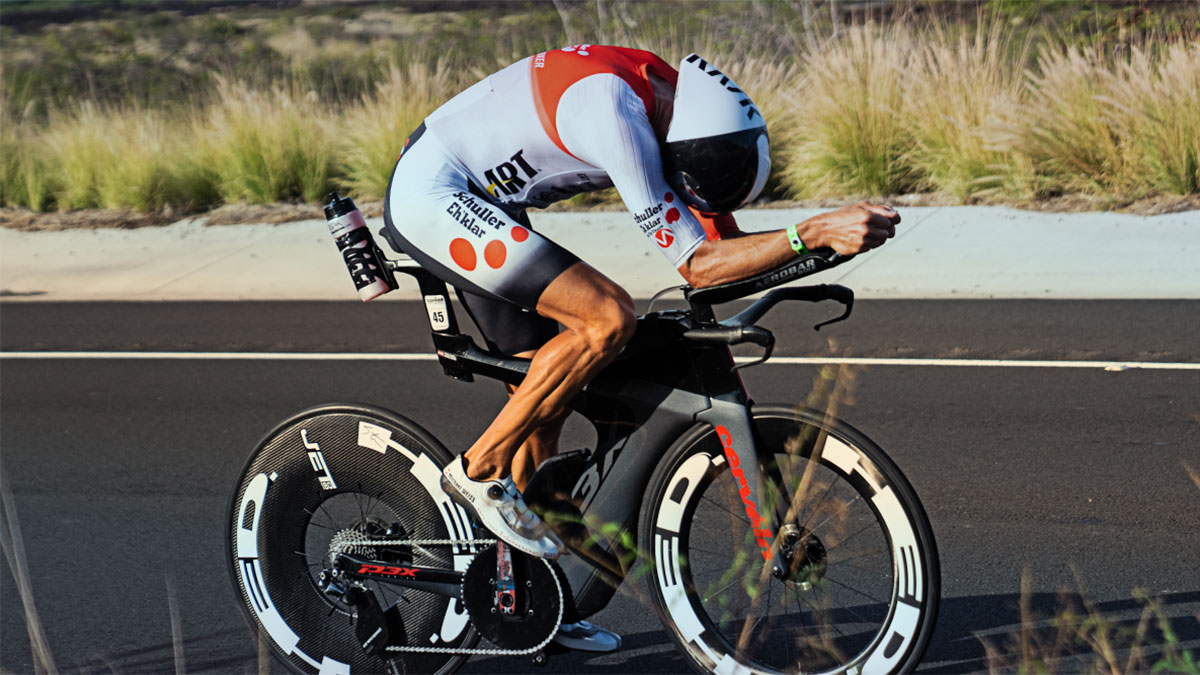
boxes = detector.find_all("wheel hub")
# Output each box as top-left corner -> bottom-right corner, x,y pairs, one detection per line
777,523 -> 827,589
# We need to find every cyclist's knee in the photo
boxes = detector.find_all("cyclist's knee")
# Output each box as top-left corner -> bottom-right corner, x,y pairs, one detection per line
581,294 -> 636,356
538,262 -> 636,355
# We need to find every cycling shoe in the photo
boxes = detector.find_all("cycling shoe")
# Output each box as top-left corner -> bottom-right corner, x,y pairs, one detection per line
553,620 -> 622,652
441,456 -> 563,560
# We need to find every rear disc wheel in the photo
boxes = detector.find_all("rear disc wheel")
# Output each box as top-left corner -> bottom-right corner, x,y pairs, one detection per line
227,404 -> 479,674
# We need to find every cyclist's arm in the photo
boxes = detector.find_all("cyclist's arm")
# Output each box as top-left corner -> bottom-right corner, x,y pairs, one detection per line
555,76 -> 898,288
677,203 -> 900,288
556,75 -> 708,267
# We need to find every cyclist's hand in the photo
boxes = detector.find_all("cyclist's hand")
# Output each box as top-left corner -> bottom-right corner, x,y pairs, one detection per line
794,202 -> 899,255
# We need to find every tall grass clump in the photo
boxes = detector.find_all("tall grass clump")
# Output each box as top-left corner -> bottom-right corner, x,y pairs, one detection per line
782,23 -> 922,198
1000,41 -> 1200,201
338,59 -> 457,201
1098,41 -> 1200,196
39,103 -> 112,210
200,77 -> 336,204
0,110 -> 56,211
1015,47 -> 1138,198
906,21 -> 1031,201
31,103 -> 217,212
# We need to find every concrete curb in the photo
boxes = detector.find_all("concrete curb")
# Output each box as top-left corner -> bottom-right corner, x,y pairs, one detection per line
1,207 -> 1196,301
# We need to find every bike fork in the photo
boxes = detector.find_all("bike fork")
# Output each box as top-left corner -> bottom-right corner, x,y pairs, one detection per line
695,402 -> 790,580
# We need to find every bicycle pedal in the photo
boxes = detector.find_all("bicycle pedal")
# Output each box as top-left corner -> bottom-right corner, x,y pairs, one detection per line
524,449 -> 589,506
524,449 -> 589,542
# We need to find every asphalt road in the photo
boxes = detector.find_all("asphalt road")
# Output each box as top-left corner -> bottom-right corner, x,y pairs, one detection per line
2,300 -> 1198,674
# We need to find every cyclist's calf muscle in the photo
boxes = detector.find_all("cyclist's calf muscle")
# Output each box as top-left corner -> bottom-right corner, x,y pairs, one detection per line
462,262 -> 636,482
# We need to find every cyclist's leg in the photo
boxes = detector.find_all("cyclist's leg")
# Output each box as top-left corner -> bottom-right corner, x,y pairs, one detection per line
385,130 -> 634,557
508,382 -> 568,491
454,290 -> 569,490
457,296 -> 623,653
461,262 -> 635,481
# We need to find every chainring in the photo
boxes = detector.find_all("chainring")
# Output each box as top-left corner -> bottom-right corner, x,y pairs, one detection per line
461,544 -> 562,650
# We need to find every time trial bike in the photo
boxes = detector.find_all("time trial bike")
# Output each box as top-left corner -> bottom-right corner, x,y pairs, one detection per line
226,241 -> 940,674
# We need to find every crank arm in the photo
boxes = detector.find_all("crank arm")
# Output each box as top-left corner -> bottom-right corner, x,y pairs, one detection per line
335,554 -> 464,599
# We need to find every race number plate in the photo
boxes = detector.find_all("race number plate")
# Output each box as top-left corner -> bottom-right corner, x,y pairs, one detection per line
424,295 -> 450,331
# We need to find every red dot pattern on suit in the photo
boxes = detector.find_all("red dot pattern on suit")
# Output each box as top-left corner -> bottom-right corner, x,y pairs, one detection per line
449,238 -> 476,271
511,226 -> 530,242
485,240 -> 508,269
664,192 -> 674,203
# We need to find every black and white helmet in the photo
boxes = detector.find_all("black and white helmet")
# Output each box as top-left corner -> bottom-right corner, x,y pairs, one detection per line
664,54 -> 770,215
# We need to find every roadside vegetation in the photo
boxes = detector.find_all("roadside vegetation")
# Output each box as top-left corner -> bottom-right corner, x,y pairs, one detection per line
981,566 -> 1200,674
1,0 -> 1197,219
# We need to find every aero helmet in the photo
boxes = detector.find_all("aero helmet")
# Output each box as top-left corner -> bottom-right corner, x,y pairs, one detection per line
664,54 -> 770,215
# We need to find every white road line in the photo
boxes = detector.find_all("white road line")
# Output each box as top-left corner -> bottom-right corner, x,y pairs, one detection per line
0,351 -> 436,361
1,351 -> 1198,370
760,357 -> 1200,370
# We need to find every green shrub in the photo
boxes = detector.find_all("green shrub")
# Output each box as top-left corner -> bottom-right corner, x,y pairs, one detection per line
781,24 -> 923,198
338,59 -> 458,201
200,77 -> 335,204
906,21 -> 1030,201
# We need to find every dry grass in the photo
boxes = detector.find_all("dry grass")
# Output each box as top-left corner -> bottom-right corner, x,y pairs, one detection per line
338,59 -> 459,201
783,22 -> 922,199
906,21 -> 1031,202
981,566 -> 1200,674
200,77 -> 337,205
0,462 -> 58,674
992,40 -> 1200,203
1,13 -> 1197,217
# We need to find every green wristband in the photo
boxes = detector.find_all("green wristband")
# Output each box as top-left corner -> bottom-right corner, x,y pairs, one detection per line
786,223 -> 809,256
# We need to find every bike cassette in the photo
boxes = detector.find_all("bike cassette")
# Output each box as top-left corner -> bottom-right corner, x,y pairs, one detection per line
461,544 -> 562,650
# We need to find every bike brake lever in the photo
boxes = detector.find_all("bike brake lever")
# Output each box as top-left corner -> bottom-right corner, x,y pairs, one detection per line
733,326 -> 775,371
813,286 -> 854,331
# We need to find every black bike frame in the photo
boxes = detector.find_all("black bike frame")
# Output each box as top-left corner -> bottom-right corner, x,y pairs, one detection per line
384,255 -> 853,619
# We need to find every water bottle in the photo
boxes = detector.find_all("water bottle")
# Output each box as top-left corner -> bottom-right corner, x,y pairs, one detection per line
324,192 -> 397,302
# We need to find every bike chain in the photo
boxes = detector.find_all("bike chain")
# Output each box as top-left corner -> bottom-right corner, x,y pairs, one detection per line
329,534 -> 565,657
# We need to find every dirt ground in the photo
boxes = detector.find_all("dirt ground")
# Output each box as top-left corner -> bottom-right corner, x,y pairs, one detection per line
1,193 -> 1196,232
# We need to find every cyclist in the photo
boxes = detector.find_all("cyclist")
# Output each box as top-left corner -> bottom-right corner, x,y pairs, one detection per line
384,45 -> 898,651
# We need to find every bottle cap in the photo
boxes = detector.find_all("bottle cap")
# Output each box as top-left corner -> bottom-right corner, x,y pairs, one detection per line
324,191 -> 359,220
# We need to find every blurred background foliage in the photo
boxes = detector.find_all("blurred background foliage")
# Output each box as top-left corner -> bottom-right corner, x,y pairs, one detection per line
1,0 -> 1197,213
